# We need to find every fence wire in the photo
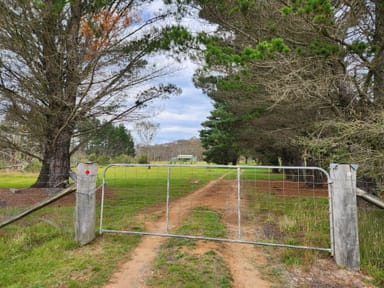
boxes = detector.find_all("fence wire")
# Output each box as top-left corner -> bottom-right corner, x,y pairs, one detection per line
100,164 -> 332,252
0,173 -> 78,244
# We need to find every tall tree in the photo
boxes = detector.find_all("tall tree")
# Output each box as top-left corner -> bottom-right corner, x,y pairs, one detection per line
190,0 -> 384,176
0,0 -> 187,187
278,0 -> 384,178
199,102 -> 241,165
193,0 -> 332,165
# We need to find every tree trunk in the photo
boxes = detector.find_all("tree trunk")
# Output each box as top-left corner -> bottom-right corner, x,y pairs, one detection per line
32,129 -> 72,188
374,0 -> 384,105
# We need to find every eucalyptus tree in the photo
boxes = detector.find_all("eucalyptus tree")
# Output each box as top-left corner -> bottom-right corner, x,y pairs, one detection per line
135,120 -> 159,162
0,0 -> 189,187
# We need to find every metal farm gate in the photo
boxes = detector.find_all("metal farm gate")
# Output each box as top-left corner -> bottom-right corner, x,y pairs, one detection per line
99,164 -> 333,253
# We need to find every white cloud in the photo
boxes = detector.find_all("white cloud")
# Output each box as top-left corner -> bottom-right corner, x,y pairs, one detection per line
162,126 -> 198,133
156,111 -> 203,122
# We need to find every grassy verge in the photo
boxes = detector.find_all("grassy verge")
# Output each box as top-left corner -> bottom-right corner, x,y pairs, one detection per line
0,218 -> 141,288
147,207 -> 233,288
246,189 -> 332,286
0,171 -> 38,188
243,180 -> 384,286
359,208 -> 384,287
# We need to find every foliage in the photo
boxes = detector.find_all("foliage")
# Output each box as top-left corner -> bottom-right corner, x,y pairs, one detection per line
203,37 -> 290,67
199,102 -> 241,165
294,113 -> 384,185
191,0 -> 384,180
111,154 -> 135,163
137,154 -> 149,164
24,159 -> 42,173
135,121 -> 160,146
135,121 -> 160,163
85,120 -> 135,158
192,0 -> 333,165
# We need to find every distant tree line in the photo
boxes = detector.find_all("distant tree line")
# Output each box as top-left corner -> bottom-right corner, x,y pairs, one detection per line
136,137 -> 203,162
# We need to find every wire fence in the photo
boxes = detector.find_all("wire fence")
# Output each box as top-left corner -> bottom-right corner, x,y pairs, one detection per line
100,164 -> 332,252
0,173 -> 80,243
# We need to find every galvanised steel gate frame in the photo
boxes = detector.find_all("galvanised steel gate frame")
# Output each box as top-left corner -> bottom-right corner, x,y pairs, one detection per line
99,164 -> 333,254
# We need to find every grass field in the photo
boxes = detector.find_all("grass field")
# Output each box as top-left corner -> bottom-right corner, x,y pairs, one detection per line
0,171 -> 38,188
0,166 -> 383,287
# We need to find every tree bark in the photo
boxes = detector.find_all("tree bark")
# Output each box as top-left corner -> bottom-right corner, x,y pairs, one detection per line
373,0 -> 384,105
32,128 -> 72,188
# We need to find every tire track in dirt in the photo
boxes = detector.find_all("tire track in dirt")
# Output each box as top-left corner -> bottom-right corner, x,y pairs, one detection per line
103,177 -> 272,288
216,180 -> 271,288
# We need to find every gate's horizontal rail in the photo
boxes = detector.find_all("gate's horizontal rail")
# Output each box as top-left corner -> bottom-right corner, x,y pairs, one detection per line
101,163 -> 331,180
100,229 -> 332,252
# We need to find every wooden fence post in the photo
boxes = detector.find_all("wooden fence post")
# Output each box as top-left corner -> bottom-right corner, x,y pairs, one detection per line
76,162 -> 98,245
330,163 -> 360,270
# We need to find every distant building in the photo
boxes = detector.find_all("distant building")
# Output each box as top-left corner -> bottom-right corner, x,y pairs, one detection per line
170,154 -> 197,164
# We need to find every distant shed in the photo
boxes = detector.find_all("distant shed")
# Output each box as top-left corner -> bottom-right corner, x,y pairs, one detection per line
170,154 -> 197,164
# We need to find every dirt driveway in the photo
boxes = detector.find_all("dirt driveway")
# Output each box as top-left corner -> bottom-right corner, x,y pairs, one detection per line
101,178 -> 375,288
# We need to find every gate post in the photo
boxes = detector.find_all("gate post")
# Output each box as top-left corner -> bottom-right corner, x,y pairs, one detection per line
76,162 -> 98,245
330,164 -> 360,270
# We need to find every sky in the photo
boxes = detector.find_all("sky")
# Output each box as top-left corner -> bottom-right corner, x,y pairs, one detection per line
147,63 -> 213,144
128,60 -> 213,145
129,1 -> 216,145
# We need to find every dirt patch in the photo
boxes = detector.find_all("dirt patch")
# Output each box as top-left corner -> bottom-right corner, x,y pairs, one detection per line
0,186 -> 108,209
287,258 -> 376,288
0,188 -> 67,207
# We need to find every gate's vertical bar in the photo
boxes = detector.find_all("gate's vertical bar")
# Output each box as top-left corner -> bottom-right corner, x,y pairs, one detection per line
237,166 -> 241,239
99,167 -> 107,235
327,167 -> 335,256
166,165 -> 171,233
